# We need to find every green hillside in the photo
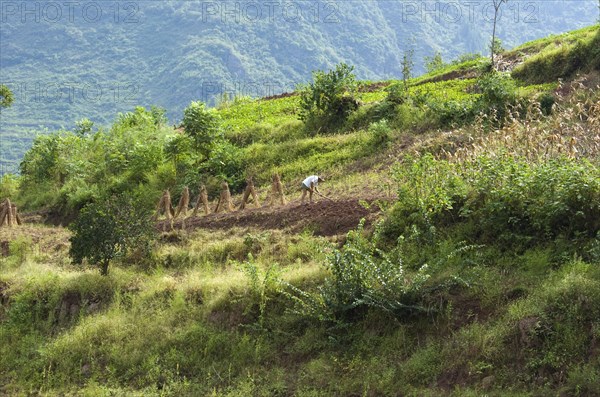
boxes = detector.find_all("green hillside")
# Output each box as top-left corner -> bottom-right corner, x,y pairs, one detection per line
1,26 -> 600,396
1,0 -> 599,173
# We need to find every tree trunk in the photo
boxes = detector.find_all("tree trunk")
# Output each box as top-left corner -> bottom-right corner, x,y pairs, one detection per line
101,259 -> 110,276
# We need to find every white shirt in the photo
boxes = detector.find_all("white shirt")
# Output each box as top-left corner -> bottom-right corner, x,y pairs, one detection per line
303,175 -> 319,188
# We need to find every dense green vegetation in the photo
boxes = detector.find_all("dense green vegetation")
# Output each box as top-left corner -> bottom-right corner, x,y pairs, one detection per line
512,25 -> 600,83
1,25 -> 600,396
69,195 -> 155,276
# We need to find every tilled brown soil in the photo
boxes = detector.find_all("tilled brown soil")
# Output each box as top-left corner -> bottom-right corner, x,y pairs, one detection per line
159,198 -> 387,236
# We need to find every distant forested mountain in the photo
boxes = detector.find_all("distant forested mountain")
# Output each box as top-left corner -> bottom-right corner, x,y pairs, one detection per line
0,0 -> 597,173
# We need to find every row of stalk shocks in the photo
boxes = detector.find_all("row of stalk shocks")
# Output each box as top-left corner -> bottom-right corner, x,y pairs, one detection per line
154,174 -> 288,230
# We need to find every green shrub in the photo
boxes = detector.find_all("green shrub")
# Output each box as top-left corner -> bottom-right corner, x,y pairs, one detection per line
390,103 -> 427,131
463,156 -> 600,242
383,154 -> 600,246
8,237 -> 32,266
515,262 -> 600,382
385,82 -> 409,105
19,133 -> 64,186
286,221 -> 436,326
563,364 -> 600,396
240,258 -> 281,329
299,63 -> 359,133
424,52 -> 445,74
538,92 -> 556,115
383,154 -> 466,243
69,194 -> 155,275
386,78 -> 480,130
198,140 -> 245,191
452,53 -> 483,65
475,72 -> 518,121
74,118 -> 94,136
182,101 -> 222,158
56,178 -> 101,214
368,119 -> 392,149
113,106 -> 159,131
426,99 -> 476,128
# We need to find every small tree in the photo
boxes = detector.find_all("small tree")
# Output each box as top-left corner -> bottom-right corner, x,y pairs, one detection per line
74,118 -> 94,136
490,0 -> 508,69
491,38 -> 505,59
69,195 -> 154,275
476,71 -> 517,122
0,84 -> 14,111
401,47 -> 415,91
150,105 -> 168,127
182,101 -> 222,159
298,63 -> 358,132
424,51 -> 445,74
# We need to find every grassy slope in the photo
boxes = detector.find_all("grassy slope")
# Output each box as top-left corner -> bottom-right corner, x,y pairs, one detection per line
1,26 -> 600,396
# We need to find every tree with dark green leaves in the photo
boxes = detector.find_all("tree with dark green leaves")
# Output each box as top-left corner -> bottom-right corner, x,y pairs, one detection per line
69,195 -> 154,276
0,85 -> 14,111
298,63 -> 358,133
182,101 -> 222,159
74,118 -> 94,136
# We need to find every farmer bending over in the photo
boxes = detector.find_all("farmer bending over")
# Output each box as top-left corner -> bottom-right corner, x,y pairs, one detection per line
301,175 -> 324,203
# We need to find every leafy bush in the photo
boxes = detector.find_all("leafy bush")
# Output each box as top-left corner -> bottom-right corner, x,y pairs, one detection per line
299,63 -> 359,133
270,120 -> 306,143
383,154 -> 600,245
510,262 -> 600,384
182,101 -> 222,158
385,82 -> 409,105
368,119 -> 392,149
7,237 -> 32,267
69,194 -> 155,275
198,140 -> 245,191
391,103 -> 429,132
345,101 -> 392,131
19,134 -> 64,186
286,221 -> 435,326
73,118 -> 94,136
426,98 -> 477,128
383,154 -> 466,243
113,106 -> 161,132
165,134 -> 195,179
17,106 -> 172,215
475,72 -> 518,121
538,92 -> 556,115
241,258 -> 281,329
424,52 -> 445,74
384,78 -> 479,130
463,156 -> 600,242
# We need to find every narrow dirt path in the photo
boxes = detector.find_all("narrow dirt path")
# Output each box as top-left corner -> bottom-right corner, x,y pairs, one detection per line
159,197 -> 389,236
